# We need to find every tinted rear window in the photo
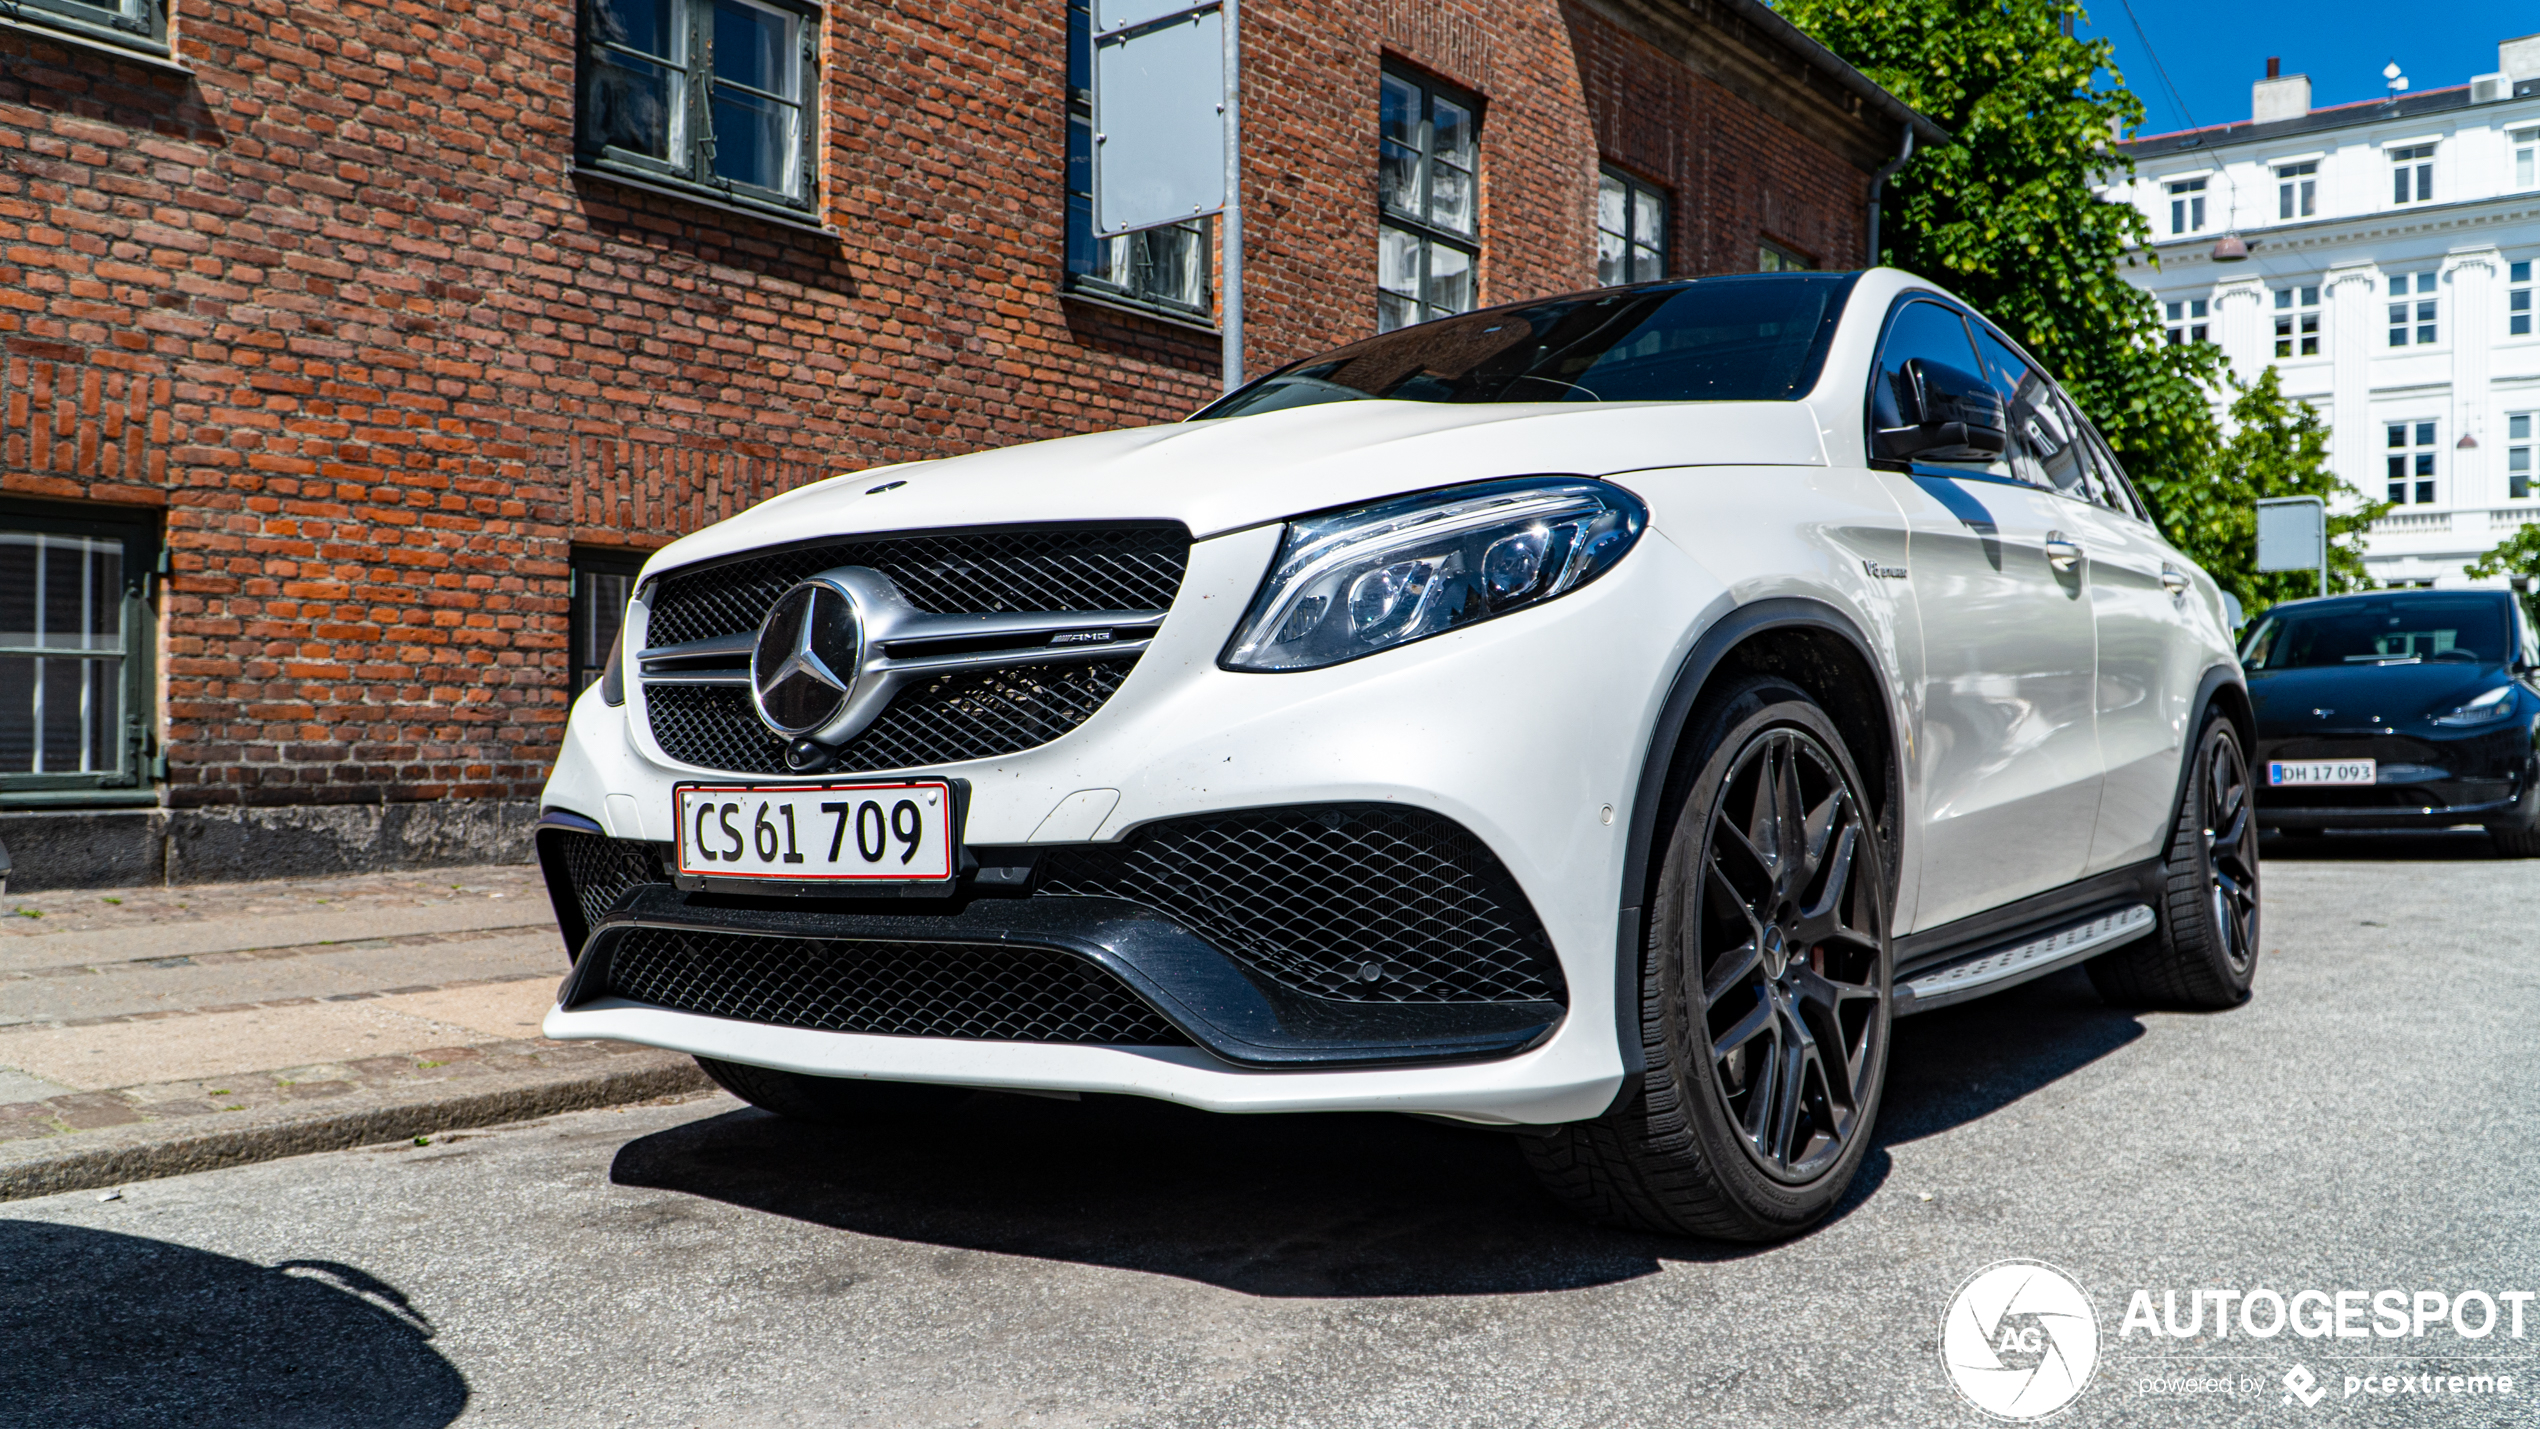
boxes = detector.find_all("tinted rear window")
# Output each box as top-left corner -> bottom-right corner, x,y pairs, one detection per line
1194,274 -> 1858,419
2243,596 -> 2511,670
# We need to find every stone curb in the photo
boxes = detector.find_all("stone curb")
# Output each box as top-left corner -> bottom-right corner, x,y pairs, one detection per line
0,1049 -> 714,1202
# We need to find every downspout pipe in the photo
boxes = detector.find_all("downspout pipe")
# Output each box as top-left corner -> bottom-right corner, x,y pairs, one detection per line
1866,126 -> 1914,268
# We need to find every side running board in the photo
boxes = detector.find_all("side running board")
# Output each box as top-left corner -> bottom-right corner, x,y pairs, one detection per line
1894,904 -> 2156,1016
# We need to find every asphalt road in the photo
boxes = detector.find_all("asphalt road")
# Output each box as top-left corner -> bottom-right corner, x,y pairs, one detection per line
5,832 -> 2535,1429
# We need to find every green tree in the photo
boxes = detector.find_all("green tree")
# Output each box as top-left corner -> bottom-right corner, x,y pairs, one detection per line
1777,0 -> 2375,609
2464,523 -> 2540,585
2172,367 -> 2385,608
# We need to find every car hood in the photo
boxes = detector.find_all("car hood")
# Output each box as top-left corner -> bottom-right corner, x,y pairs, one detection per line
2248,661 -> 2516,730
638,398 -> 1830,576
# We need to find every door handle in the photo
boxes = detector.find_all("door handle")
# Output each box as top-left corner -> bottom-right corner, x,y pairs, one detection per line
2043,532 -> 2083,572
2160,565 -> 2191,597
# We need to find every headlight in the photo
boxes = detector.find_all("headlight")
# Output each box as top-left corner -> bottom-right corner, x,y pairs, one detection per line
1222,477 -> 1647,672
2431,685 -> 2514,726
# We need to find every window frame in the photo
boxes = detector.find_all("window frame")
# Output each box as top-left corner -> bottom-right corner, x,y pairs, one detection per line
573,0 -> 824,222
1060,0 -> 1213,323
1595,166 -> 1669,287
2510,259 -> 2532,339
569,548 -> 648,700
2388,143 -> 2435,206
1376,64 -> 1483,332
2514,128 -> 2538,192
2385,420 -> 2440,506
2385,270 -> 2438,348
1,0 -> 169,56
2163,296 -> 2210,345
2507,411 -> 2532,502
2165,176 -> 2208,235
2273,283 -> 2321,358
0,499 -> 159,805
2275,161 -> 2318,220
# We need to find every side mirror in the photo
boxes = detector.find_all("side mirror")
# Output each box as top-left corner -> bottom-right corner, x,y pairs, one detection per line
1874,358 -> 2009,463
2220,592 -> 2245,633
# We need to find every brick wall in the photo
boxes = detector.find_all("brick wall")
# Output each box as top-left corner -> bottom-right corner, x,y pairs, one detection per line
0,0 -> 1908,849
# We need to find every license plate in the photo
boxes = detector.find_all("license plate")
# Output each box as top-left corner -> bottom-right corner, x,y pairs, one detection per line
2268,758 -> 2376,787
675,781 -> 955,882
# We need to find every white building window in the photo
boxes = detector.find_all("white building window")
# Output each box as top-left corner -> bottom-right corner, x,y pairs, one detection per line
2390,144 -> 2434,205
2386,272 -> 2436,346
2164,297 -> 2209,344
2508,413 -> 2533,501
2273,284 -> 2321,357
2167,177 -> 2207,234
2387,421 -> 2438,505
2512,260 -> 2532,338
2276,161 -> 2317,219
2515,128 -> 2538,190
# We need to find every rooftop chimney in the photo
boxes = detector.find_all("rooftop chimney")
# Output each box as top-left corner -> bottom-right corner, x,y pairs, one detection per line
2503,33 -> 2540,81
2266,56 -> 2280,78
2253,70 -> 2312,123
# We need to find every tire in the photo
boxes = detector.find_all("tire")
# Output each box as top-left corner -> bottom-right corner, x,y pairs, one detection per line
1524,677 -> 1893,1241
695,1057 -> 968,1126
2488,825 -> 2540,858
2085,710 -> 2261,1009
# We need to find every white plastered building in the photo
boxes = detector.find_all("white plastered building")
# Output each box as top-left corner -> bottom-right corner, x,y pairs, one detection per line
2104,35 -> 2540,588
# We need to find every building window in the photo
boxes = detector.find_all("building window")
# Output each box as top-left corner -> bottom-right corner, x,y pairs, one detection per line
2512,259 -> 2532,338
1756,241 -> 1813,273
2508,413 -> 2533,501
2276,161 -> 2317,219
2513,128 -> 2536,190
1062,0 -> 1209,317
2387,272 -> 2437,346
2164,297 -> 2209,344
2386,421 -> 2438,505
1596,169 -> 1667,286
2272,284 -> 2321,357
2166,177 -> 2207,234
576,0 -> 820,216
571,551 -> 646,696
2,0 -> 167,55
1,506 -> 155,797
2389,143 -> 2434,205
1377,68 -> 1480,332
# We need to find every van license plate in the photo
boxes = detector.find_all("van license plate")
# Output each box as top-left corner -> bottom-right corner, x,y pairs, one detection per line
675,781 -> 955,882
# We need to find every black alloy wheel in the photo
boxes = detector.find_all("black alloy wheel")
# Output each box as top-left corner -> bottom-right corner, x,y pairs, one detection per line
1524,676 -> 1892,1241
2087,711 -> 2262,1009
1695,725 -> 1887,1184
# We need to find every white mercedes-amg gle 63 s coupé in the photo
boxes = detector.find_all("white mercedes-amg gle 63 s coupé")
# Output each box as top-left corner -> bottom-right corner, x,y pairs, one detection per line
536,267 -> 2258,1240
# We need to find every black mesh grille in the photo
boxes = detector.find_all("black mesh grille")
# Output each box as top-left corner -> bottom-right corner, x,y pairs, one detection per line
553,831 -> 670,932
1039,805 -> 1563,1005
604,927 -> 1190,1045
645,524 -> 1190,648
646,658 -> 1138,774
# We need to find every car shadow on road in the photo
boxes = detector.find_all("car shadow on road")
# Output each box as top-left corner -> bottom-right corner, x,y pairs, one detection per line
2261,829 -> 2501,862
612,967 -> 2157,1298
0,1220 -> 467,1427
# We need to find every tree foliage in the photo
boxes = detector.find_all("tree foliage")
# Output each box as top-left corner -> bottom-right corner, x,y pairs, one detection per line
2178,367 -> 2385,605
1777,0 -> 2373,611
2464,523 -> 2540,585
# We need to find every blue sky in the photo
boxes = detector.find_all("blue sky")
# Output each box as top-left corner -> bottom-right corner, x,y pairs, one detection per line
2075,0 -> 2534,135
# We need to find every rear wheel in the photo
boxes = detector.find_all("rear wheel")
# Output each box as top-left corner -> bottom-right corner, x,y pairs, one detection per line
2086,710 -> 2260,1009
695,1057 -> 968,1126
1524,677 -> 1891,1241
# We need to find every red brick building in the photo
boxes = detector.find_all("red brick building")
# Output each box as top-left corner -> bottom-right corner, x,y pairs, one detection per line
0,0 -> 1938,887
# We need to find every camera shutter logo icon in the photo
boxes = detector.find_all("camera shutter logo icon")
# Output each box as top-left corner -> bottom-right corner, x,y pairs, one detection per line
1941,1260 -> 2100,1419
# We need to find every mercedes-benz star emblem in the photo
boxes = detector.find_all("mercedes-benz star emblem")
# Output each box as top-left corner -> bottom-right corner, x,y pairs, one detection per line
751,580 -> 863,737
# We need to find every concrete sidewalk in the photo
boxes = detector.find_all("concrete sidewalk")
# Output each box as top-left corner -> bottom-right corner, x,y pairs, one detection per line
0,865 -> 708,1199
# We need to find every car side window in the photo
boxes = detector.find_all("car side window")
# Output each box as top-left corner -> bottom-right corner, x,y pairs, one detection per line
1870,300 -> 1991,471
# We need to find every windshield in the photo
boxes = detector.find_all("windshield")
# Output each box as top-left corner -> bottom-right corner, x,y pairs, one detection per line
1193,274 -> 1859,419
2242,596 -> 2511,670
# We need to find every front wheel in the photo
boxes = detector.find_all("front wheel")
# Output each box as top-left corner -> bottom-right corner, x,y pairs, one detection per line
1525,677 -> 1892,1241
2086,710 -> 2260,1009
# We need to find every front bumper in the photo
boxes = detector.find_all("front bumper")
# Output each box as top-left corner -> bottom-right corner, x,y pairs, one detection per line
2254,726 -> 2537,831
537,520 -> 1729,1123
